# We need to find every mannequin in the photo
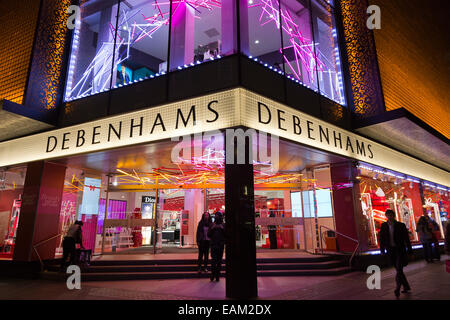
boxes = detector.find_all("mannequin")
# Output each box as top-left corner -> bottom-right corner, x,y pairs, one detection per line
400,195 -> 411,230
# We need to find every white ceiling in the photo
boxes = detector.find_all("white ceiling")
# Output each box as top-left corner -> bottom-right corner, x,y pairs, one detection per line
357,118 -> 450,172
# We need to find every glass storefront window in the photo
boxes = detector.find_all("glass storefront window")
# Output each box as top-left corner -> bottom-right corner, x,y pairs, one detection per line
280,0 -> 318,91
310,0 -> 346,104
422,185 -> 449,240
64,0 -> 346,107
113,0 -> 170,87
65,0 -> 120,101
356,163 -> 450,249
169,0 -> 236,71
358,166 -> 419,247
0,166 -> 27,259
240,0 -> 284,71
253,166 -> 335,252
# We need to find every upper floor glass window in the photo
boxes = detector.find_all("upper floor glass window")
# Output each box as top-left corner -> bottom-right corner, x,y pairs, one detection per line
65,0 -> 345,106
114,0 -> 170,87
65,0 -> 119,100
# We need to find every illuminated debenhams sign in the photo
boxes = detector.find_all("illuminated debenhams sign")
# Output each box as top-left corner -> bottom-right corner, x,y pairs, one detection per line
255,101 -> 374,159
44,98 -> 374,161
45,101 -> 220,153
0,88 -> 448,186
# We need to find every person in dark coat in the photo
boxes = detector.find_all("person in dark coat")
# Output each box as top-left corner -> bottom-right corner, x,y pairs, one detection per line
268,210 -> 277,249
445,218 -> 450,254
196,212 -> 213,273
208,212 -> 225,282
428,216 -> 441,261
379,209 -> 413,298
416,214 -> 434,262
60,220 -> 83,271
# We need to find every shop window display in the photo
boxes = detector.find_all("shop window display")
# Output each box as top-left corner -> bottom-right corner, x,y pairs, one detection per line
357,163 -> 449,249
65,0 -> 346,106
422,185 -> 449,240
280,0 -> 317,91
0,166 -> 27,259
65,0 -> 120,100
310,0 -> 346,104
253,166 -> 335,252
169,0 -> 236,71
241,0 -> 284,72
114,0 -> 170,85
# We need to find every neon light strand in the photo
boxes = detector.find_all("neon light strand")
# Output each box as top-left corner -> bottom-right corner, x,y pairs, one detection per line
67,0 -> 344,104
252,0 -> 344,102
67,0 -> 224,100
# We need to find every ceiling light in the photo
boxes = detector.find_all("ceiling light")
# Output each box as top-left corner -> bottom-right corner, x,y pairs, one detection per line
255,40 -> 259,44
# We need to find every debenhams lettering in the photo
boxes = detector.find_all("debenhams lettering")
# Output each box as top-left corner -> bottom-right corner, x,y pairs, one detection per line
44,99 -> 374,160
256,102 -> 374,159
45,100 -> 220,153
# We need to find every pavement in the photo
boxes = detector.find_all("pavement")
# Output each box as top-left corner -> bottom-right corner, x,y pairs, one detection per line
0,255 -> 448,300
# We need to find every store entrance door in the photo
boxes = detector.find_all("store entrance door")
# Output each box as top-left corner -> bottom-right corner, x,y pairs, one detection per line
96,186 -> 226,255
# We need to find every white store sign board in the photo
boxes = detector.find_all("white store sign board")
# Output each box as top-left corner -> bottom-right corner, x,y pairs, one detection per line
0,88 -> 448,187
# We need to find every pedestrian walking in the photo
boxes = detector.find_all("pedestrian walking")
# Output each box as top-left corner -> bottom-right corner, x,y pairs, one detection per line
416,213 -> 434,262
445,218 -> 450,254
208,211 -> 225,282
379,209 -> 413,298
60,220 -> 83,271
429,216 -> 441,261
196,212 -> 212,273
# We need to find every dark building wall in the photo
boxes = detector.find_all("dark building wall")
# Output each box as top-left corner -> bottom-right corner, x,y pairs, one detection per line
23,0 -> 73,124
337,0 -> 385,120
0,0 -> 40,104
370,0 -> 450,139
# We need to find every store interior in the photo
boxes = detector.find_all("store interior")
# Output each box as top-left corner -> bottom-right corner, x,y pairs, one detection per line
0,166 -> 27,258
38,132 -> 343,257
2,135 -> 448,260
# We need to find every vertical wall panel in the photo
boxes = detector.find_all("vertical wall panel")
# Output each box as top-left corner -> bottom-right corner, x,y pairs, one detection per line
338,0 -> 385,119
370,0 -> 450,139
0,0 -> 40,104
24,0 -> 72,123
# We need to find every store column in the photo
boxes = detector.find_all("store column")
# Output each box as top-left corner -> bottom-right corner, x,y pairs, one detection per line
13,161 -> 66,261
330,161 -> 368,253
225,132 -> 257,299
184,189 -> 204,247
221,0 -> 238,55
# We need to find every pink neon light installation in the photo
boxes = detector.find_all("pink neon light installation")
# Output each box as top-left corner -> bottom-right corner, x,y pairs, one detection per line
66,0 -> 344,104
